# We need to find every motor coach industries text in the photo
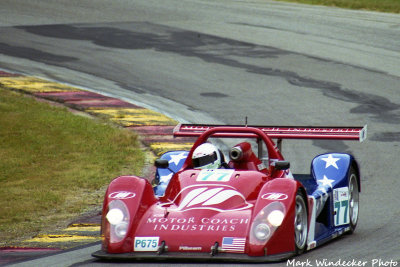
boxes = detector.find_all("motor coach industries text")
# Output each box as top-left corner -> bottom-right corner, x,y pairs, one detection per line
147,217 -> 249,232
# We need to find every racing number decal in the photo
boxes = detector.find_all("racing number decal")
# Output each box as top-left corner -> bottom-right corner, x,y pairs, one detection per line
333,187 -> 349,226
334,200 -> 349,225
197,169 -> 234,182
134,237 -> 159,251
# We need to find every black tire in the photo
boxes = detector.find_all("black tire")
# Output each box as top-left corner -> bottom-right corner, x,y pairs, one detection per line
348,167 -> 360,234
294,190 -> 308,254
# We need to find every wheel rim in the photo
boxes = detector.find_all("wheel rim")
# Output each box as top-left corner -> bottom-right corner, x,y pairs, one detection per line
294,196 -> 307,249
349,174 -> 359,225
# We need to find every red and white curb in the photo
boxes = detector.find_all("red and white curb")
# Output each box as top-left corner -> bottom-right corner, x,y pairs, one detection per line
0,70 -> 196,259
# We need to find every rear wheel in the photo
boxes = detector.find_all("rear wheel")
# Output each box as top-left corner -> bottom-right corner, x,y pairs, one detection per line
348,168 -> 359,234
294,191 -> 308,254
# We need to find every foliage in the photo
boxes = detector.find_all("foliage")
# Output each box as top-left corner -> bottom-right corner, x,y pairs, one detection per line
0,88 -> 145,244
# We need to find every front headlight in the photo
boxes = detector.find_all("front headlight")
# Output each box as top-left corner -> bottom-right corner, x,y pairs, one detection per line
106,208 -> 124,225
114,222 -> 129,238
267,210 -> 285,227
106,200 -> 130,243
253,223 -> 271,241
250,201 -> 286,245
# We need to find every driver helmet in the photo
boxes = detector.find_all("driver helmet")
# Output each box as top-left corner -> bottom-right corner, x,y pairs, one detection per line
192,143 -> 222,169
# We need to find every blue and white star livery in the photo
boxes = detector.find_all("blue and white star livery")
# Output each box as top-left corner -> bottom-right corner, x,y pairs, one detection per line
295,152 -> 361,250
153,151 -> 189,196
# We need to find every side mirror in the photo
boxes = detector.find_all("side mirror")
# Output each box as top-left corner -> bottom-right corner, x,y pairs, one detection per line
155,159 -> 170,169
274,161 -> 290,170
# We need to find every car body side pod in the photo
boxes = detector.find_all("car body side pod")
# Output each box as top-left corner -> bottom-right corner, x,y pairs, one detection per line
249,178 -> 305,257
312,153 -> 360,193
101,176 -> 157,253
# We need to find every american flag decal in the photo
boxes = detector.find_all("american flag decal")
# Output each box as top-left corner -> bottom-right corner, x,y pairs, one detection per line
221,237 -> 246,253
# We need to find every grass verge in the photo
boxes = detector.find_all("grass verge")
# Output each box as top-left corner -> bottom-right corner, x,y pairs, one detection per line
274,0 -> 400,13
0,88 -> 145,245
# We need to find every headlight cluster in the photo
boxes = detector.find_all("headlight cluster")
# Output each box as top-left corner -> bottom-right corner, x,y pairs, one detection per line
106,200 -> 130,243
267,209 -> 285,227
250,201 -> 286,245
253,223 -> 271,241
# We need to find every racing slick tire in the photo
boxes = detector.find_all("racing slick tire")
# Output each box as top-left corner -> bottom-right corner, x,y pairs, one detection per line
347,167 -> 359,234
294,190 -> 308,255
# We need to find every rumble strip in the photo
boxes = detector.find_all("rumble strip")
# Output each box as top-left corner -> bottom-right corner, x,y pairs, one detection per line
0,70 -> 195,256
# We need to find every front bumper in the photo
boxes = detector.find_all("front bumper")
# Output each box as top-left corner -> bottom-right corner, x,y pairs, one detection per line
92,250 -> 295,263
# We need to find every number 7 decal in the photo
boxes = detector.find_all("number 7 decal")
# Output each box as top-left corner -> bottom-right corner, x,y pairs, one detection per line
333,187 -> 350,226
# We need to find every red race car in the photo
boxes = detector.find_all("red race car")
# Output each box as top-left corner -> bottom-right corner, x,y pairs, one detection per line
93,124 -> 366,262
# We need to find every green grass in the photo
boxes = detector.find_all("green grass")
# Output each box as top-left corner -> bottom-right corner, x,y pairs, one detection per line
0,88 -> 145,245
274,0 -> 400,13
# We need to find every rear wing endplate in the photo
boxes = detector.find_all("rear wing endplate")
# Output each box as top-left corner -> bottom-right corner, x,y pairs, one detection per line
173,124 -> 367,142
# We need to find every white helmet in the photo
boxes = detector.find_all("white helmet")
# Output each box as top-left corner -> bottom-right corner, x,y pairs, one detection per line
192,143 -> 222,169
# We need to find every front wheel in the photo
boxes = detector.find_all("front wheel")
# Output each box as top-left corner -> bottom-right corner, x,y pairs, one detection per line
294,190 -> 308,254
348,167 -> 359,234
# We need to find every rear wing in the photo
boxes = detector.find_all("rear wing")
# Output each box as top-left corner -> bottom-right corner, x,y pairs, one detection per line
173,124 -> 367,142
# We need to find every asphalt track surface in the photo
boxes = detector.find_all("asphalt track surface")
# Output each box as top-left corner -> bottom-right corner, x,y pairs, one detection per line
1,0 -> 400,266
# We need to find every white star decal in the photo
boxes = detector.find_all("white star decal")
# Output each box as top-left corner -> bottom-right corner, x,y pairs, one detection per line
318,175 -> 335,188
168,152 -> 188,166
160,173 -> 173,183
322,154 -> 340,169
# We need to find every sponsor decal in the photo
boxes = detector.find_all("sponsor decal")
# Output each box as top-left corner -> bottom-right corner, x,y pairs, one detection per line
196,169 -> 234,182
109,191 -> 136,199
307,241 -> 317,250
257,163 -> 267,170
151,185 -> 252,232
134,236 -> 159,252
221,237 -> 246,253
264,127 -> 357,133
261,192 -> 288,201
179,246 -> 202,251
147,216 -> 249,232
158,184 -> 253,212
